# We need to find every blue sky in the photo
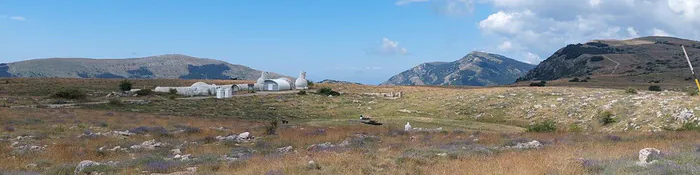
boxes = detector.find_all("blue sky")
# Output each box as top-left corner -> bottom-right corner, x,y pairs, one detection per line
2,0 -> 699,84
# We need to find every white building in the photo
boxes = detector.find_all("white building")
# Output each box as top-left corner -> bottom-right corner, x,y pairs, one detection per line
262,78 -> 292,91
295,71 -> 308,90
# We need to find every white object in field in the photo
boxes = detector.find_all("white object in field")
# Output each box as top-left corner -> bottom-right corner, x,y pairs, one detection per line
262,78 -> 292,91
295,71 -> 309,90
683,45 -> 695,75
224,88 -> 232,98
637,148 -> 661,166
255,71 -> 269,91
404,122 -> 412,131
216,88 -> 224,99
238,132 -> 250,139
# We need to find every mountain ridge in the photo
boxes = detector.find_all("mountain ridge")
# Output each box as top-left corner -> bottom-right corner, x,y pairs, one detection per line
382,51 -> 535,86
0,54 -> 286,80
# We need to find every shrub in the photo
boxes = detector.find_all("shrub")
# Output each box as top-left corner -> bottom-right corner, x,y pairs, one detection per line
625,87 -> 637,94
203,136 -> 218,144
589,56 -> 605,62
687,88 -> 699,96
527,120 -> 557,132
119,79 -> 133,92
52,87 -> 87,99
317,88 -> 340,96
297,90 -> 307,95
4,80 -> 8,84
529,80 -> 547,87
677,122 -> 700,131
569,78 -> 580,82
568,123 -> 583,132
168,88 -> 177,95
648,85 -> 662,91
42,164 -> 74,175
108,98 -> 122,106
598,111 -> 617,125
136,89 -> 153,96
265,120 -> 278,135
307,80 -> 314,87
4,125 -> 15,132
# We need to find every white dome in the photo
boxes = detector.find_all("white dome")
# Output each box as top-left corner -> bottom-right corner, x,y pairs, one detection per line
191,82 -> 210,87
295,71 -> 308,90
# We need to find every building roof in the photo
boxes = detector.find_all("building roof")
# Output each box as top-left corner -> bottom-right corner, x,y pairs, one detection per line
264,78 -> 292,90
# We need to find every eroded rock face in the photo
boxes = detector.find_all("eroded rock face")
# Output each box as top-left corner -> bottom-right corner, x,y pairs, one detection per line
637,148 -> 661,166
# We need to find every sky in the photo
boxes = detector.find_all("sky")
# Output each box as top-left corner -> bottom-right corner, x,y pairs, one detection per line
1,0 -> 700,84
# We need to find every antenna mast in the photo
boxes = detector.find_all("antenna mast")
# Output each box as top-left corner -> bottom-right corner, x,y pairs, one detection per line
682,45 -> 700,93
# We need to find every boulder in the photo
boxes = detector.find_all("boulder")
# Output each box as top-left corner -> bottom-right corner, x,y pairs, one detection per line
637,148 -> 661,166
277,146 -> 293,154
238,132 -> 250,140
74,160 -> 101,175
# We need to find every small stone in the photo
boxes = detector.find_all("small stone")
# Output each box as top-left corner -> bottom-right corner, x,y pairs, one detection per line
637,148 -> 661,166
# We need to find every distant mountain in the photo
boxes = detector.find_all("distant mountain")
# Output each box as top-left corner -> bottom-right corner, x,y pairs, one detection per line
0,54 -> 285,80
518,36 -> 700,82
382,51 -> 535,86
317,79 -> 362,85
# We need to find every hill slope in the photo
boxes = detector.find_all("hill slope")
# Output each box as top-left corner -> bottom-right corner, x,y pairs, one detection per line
382,51 -> 535,86
517,36 -> 700,82
0,54 -> 285,80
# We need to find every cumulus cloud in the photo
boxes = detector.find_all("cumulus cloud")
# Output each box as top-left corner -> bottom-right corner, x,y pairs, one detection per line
652,28 -> 671,37
476,0 -> 700,63
366,38 -> 408,56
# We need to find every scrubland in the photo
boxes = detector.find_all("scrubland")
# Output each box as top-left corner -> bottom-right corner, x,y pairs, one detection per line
1,78 -> 700,174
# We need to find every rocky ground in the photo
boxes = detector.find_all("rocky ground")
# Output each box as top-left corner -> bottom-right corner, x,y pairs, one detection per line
1,79 -> 700,174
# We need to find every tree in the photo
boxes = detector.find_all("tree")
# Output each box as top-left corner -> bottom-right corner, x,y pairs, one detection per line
119,80 -> 133,92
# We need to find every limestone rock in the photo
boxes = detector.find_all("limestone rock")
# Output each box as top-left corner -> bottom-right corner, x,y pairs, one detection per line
637,148 -> 661,166
74,160 -> 101,175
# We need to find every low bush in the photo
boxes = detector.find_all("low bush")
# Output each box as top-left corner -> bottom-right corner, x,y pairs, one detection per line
52,87 -> 87,99
119,79 -> 133,91
527,120 -> 557,132
598,111 -> 617,125
265,120 -> 278,135
686,88 -> 699,96
529,81 -> 547,87
297,90 -> 307,95
648,85 -> 662,91
677,122 -> 700,131
317,88 -> 340,96
108,98 -> 123,106
625,87 -> 637,94
569,78 -> 580,82
136,89 -> 154,96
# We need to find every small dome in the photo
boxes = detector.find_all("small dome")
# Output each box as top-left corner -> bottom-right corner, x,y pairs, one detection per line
295,71 -> 308,89
191,82 -> 210,87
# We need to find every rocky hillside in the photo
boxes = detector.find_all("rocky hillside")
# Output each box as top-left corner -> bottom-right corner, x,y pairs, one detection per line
518,36 -> 700,82
382,51 -> 535,86
317,79 -> 362,85
0,54 -> 285,80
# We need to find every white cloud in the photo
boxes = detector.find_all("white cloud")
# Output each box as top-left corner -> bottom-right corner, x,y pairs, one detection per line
524,52 -> 541,64
9,16 -> 26,21
396,0 -> 430,5
476,0 -> 700,63
498,41 -> 513,50
652,28 -> 671,37
627,27 -> 639,38
366,38 -> 408,56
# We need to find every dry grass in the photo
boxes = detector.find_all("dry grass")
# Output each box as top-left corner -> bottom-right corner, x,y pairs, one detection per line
1,78 -> 700,174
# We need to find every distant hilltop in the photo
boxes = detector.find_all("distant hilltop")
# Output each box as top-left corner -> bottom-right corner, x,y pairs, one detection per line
317,79 -> 362,85
382,51 -> 535,86
0,54 -> 286,80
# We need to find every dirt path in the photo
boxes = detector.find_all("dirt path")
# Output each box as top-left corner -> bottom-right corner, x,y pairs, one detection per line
602,55 -> 620,74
